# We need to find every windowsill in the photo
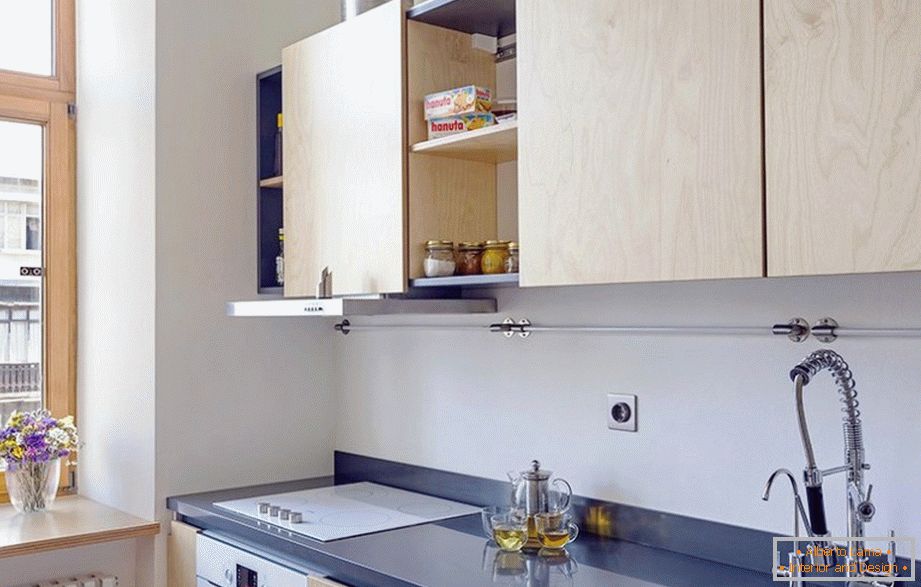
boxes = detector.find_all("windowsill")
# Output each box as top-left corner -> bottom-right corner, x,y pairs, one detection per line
0,495 -> 160,558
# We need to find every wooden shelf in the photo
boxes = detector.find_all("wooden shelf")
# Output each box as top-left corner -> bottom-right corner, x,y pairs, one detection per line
0,496 -> 160,559
410,273 -> 518,288
410,122 -> 517,163
408,0 -> 516,37
259,175 -> 283,189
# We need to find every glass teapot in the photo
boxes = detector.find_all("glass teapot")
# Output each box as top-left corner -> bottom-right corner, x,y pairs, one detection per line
508,460 -> 573,516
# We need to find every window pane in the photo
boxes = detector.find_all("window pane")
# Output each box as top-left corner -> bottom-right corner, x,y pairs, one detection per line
6,214 -> 22,249
0,120 -> 43,431
0,1 -> 54,77
26,216 -> 40,250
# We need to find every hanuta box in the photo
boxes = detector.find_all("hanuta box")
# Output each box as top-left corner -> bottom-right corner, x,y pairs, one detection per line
424,85 -> 491,120
427,113 -> 496,139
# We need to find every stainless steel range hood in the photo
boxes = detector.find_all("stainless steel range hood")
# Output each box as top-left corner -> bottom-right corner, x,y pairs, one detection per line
226,296 -> 497,317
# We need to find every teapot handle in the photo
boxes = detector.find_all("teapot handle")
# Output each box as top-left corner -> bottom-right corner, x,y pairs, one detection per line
551,478 -> 573,511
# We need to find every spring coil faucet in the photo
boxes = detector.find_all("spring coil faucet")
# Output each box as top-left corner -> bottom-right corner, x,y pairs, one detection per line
783,349 -> 897,584
791,350 -> 868,542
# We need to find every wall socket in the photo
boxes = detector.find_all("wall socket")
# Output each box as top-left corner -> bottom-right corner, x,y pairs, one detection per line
607,394 -> 637,432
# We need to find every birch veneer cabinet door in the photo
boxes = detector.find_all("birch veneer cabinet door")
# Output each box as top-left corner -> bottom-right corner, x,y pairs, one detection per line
765,1 -> 921,276
282,1 -> 406,296
517,0 -> 763,287
167,520 -> 198,587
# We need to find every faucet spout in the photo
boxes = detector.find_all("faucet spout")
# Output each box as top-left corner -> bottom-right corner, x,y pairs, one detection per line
762,468 -> 813,538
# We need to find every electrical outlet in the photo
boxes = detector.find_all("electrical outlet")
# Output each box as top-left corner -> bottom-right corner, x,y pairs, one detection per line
607,394 -> 637,432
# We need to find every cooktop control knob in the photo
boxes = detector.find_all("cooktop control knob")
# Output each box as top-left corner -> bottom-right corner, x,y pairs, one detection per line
280,508 -> 291,521
269,505 -> 280,517
258,502 -> 270,514
290,512 -> 303,524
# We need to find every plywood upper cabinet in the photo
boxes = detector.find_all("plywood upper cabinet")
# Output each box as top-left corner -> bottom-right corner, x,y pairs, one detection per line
765,0 -> 921,276
517,0 -> 764,287
283,1 -> 406,297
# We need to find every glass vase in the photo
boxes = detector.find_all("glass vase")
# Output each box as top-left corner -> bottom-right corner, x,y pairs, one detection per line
7,458 -> 61,513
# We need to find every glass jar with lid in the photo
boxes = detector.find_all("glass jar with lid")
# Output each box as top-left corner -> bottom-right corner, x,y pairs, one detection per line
457,241 -> 484,275
481,240 -> 509,275
423,240 -> 456,277
504,241 -> 519,274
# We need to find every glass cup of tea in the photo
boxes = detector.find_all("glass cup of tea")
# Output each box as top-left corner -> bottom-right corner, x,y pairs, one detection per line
535,511 -> 579,552
481,506 -> 524,539
483,508 -> 529,552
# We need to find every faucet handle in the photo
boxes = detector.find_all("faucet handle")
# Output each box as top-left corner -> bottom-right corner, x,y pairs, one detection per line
888,529 -> 897,571
856,484 -> 876,523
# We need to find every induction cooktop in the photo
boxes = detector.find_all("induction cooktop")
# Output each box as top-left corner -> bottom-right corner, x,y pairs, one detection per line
214,482 -> 482,541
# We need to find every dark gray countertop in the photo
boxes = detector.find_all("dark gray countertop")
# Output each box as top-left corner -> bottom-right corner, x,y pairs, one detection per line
168,476 -> 777,587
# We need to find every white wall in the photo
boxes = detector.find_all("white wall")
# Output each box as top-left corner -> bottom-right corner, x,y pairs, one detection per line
153,0 -> 340,584
154,0 -> 339,500
334,271 -> 921,541
71,0 -> 158,584
54,2 -> 341,587
76,0 -> 158,525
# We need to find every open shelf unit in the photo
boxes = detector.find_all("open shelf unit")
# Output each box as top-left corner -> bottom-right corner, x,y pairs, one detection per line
410,273 -> 518,288
411,121 -> 517,163
257,65 -> 284,295
405,1 -> 520,285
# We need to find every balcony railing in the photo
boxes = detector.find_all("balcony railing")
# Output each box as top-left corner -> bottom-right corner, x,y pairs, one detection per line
0,362 -> 41,396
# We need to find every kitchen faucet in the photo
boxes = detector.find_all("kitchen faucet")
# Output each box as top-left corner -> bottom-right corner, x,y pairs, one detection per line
771,349 -> 898,585
762,468 -> 810,587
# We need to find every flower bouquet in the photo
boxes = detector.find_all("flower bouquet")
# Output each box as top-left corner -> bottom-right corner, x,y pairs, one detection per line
0,410 -> 79,512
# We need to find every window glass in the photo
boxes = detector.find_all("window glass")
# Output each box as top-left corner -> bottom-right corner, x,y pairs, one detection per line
0,1 -> 54,77
0,120 -> 43,428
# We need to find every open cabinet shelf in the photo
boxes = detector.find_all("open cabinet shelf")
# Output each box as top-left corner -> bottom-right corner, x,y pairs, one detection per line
410,273 -> 518,288
404,9 -> 519,281
410,122 -> 517,163
257,66 -> 284,294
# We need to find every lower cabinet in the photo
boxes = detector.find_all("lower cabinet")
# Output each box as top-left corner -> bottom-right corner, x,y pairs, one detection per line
167,520 -> 199,587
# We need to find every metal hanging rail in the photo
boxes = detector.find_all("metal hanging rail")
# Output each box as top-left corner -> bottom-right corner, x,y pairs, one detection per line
334,316 -> 921,342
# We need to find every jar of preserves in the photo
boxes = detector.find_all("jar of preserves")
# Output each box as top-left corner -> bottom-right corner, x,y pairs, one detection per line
457,242 -> 484,275
504,241 -> 519,273
481,240 -> 509,275
423,240 -> 456,277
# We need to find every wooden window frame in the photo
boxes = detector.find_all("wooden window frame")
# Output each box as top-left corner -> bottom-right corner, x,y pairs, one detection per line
0,0 -> 77,500
0,0 -> 75,103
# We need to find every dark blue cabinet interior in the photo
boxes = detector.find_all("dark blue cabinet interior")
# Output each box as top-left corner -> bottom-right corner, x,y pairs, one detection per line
408,0 -> 515,36
257,66 -> 283,294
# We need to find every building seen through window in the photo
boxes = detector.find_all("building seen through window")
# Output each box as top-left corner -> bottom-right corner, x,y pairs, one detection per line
0,126 -> 43,426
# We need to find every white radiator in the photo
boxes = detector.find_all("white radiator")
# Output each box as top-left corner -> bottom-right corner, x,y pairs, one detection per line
16,573 -> 118,587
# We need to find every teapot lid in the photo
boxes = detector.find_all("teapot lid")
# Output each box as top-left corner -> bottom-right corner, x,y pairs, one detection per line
522,460 -> 552,480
